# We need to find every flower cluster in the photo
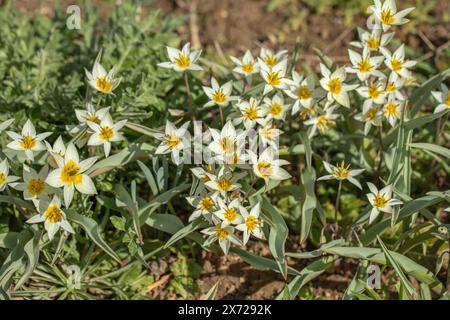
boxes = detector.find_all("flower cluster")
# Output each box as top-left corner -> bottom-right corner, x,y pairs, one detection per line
154,0 -> 424,254
0,56 -> 126,240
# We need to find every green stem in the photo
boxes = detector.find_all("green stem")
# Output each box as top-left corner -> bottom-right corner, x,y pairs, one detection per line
334,180 -> 343,231
219,105 -> 224,126
184,72 -> 195,121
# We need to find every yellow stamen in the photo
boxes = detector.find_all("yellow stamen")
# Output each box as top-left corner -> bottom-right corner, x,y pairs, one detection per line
373,192 -> 388,209
317,115 -> 336,132
45,205 -> 63,224
27,179 -> 45,196
224,207 -> 237,222
0,172 -> 5,185
328,78 -> 342,95
220,137 -> 235,153
269,103 -> 282,116
241,63 -> 254,74
212,91 -> 227,103
384,102 -> 399,116
357,57 -> 373,73
96,77 -> 112,93
215,227 -> 229,240
60,160 -> 82,186
243,104 -> 259,120
367,37 -> 380,50
332,161 -> 351,179
175,53 -> 191,69
368,85 -> 382,100
99,126 -> 114,141
163,135 -> 181,149
366,108 -> 378,121
199,197 -> 214,211
266,71 -> 281,87
263,56 -> 277,67
86,114 -> 101,124
245,216 -> 258,231
445,94 -> 450,106
391,58 -> 403,72
380,9 -> 395,25
20,135 -> 37,150
297,86 -> 312,100
257,161 -> 273,178
217,178 -> 232,192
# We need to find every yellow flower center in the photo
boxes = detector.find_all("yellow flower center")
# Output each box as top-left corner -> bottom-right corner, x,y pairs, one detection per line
263,55 -> 277,67
215,227 -> 229,240
224,207 -> 237,222
86,114 -> 101,124
384,102 -> 399,116
241,63 -> 254,74
0,172 -> 5,185
328,78 -> 342,95
257,161 -> 273,178
217,178 -> 232,192
297,86 -> 312,100
260,127 -> 275,141
96,77 -> 112,93
299,105 -> 316,120
20,135 -> 37,150
317,115 -> 335,132
27,179 -> 45,196
385,82 -> 396,92
269,103 -> 282,116
199,197 -> 214,211
163,135 -> 181,149
175,53 -> 191,69
357,57 -> 373,73
332,161 -> 351,179
391,58 -> 403,72
243,104 -> 259,120
368,85 -> 382,99
246,216 -> 258,231
220,137 -> 235,153
366,108 -> 378,121
99,126 -> 114,141
445,94 -> 450,106
380,9 -> 395,25
373,192 -> 388,209
60,160 -> 82,186
267,71 -> 281,87
367,37 -> 380,50
212,91 -> 227,103
44,205 -> 63,224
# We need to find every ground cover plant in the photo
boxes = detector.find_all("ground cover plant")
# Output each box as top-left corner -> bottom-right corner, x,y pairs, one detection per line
0,0 -> 450,300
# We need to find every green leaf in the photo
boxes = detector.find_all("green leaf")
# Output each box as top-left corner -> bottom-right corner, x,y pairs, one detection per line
377,236 -> 417,299
410,142 -> 450,159
323,246 -> 443,291
201,281 -> 219,300
66,210 -> 121,263
262,196 -> 288,279
87,143 -> 153,177
276,256 -> 335,299
145,214 -> 185,234
230,247 -> 301,276
410,68 -> 450,116
163,220 -> 205,249
15,229 -> 42,289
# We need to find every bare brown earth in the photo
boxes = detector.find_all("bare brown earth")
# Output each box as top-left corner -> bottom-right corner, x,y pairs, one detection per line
8,0 -> 450,299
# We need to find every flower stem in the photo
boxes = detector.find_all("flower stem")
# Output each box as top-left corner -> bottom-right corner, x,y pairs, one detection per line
219,105 -> 224,126
375,123 -> 384,186
184,72 -> 195,121
333,180 -> 343,236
